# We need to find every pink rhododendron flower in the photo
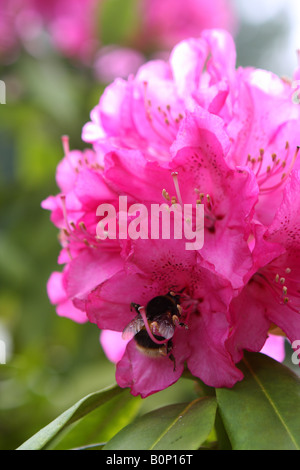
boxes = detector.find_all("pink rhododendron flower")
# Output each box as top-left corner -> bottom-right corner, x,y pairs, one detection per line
226,171 -> 300,363
45,29 -> 300,398
94,46 -> 145,83
32,0 -> 100,62
0,0 -> 237,64
87,237 -> 243,397
42,141 -> 124,321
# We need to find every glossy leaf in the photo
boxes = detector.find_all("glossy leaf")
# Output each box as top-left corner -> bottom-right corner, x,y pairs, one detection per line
216,352 -> 300,450
104,396 -> 217,450
17,384 -> 124,450
53,390 -> 141,450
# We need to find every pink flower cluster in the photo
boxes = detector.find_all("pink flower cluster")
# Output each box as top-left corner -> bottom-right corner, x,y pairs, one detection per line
0,0 -> 99,62
0,0 -> 236,65
43,30 -> 300,398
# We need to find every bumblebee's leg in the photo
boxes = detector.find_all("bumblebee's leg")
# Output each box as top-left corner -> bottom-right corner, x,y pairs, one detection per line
166,340 -> 176,372
168,288 -> 186,303
169,353 -> 176,372
130,302 -> 141,314
172,314 -> 188,330
168,291 -> 181,305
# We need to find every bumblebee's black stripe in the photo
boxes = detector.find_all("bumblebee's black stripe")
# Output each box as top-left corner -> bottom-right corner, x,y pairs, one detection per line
134,329 -> 165,350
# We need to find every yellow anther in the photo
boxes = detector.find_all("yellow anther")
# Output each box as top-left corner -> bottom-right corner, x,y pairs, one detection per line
162,189 -> 170,201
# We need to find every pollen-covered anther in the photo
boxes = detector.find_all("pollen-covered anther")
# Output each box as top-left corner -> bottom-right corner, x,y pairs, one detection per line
79,221 -> 87,232
150,321 -> 159,334
60,194 -> 72,233
282,286 -> 288,295
206,194 -> 213,210
176,304 -> 183,315
162,189 -> 170,201
194,188 -> 205,203
263,266 -> 300,313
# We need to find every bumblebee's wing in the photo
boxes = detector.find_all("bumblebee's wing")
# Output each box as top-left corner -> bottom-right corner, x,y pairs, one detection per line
122,314 -> 145,340
151,317 -> 175,340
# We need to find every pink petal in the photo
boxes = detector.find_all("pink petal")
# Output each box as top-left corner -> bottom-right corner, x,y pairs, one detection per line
100,330 -> 129,363
187,311 -> 244,388
47,271 -> 87,323
65,249 -> 124,302
116,337 -> 185,398
266,170 -> 300,249
260,334 -> 286,363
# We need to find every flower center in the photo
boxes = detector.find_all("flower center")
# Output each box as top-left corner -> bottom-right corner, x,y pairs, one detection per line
162,171 -> 220,233
60,196 -> 100,257
254,264 -> 300,314
143,81 -> 184,150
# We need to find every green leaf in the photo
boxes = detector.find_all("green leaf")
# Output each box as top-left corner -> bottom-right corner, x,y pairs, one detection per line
216,352 -> 300,450
100,0 -> 141,46
104,396 -> 217,450
53,391 -> 141,450
17,384 -> 124,450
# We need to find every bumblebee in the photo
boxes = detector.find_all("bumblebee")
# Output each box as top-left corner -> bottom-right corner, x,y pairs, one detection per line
122,291 -> 186,370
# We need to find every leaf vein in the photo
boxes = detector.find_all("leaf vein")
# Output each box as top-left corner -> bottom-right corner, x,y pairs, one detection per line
149,397 -> 203,450
243,357 -> 299,450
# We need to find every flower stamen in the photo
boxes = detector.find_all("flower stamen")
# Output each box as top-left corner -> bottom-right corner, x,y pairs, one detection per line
62,135 -> 70,157
247,142 -> 299,194
171,171 -> 184,207
256,264 -> 300,314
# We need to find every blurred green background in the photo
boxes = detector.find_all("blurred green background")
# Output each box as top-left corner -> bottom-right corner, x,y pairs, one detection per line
1,0 -> 300,450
